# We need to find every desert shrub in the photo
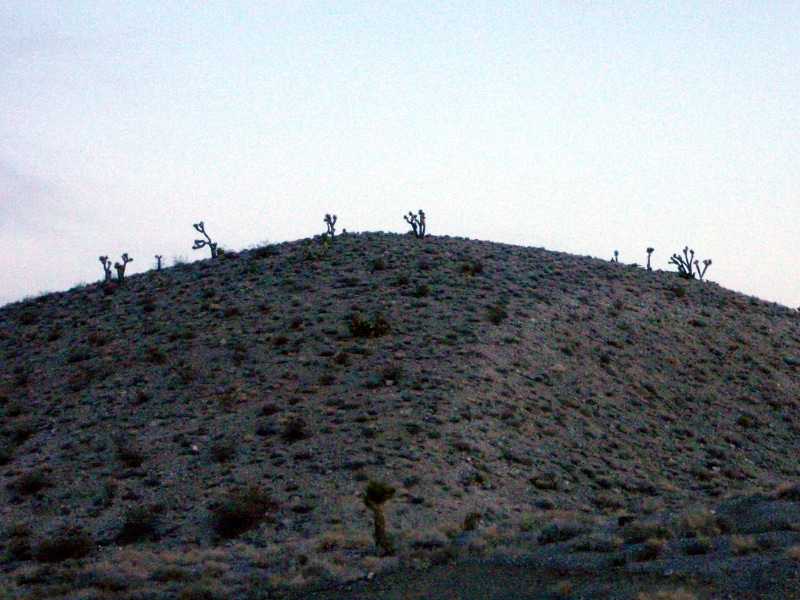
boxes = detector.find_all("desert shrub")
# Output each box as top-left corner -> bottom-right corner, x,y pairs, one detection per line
33,525 -> 95,562
412,284 -> 430,298
530,471 -> 560,491
9,417 -> 37,444
115,438 -> 146,468
486,299 -> 508,325
252,245 -> 277,259
150,566 -> 191,582
636,590 -> 698,600
730,535 -> 759,556
281,417 -> 310,443
116,505 -> 162,544
178,582 -> 229,600
569,533 -> 624,553
671,509 -> 721,538
772,482 -> 800,500
537,520 -> 587,545
7,469 -> 51,498
2,522 -> 33,561
208,440 -> 236,463
209,485 -> 276,540
349,312 -> 391,338
0,442 -> 12,466
463,512 -> 482,531
461,261 -> 484,276
637,537 -> 666,561
622,519 -> 671,544
683,535 -> 712,555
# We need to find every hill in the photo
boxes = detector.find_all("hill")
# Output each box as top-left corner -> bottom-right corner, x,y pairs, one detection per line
1,232 -> 799,598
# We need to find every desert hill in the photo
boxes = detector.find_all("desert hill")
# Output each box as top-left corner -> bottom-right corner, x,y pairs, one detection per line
1,232 -> 799,598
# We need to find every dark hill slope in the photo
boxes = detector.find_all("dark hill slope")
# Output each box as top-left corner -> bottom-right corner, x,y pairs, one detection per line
1,232 -> 799,593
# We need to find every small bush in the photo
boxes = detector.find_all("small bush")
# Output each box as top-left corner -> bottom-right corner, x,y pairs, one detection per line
461,261 -> 484,276
412,284 -> 430,298
349,312 -> 391,338
538,521 -> 587,545
730,535 -> 760,556
115,438 -> 146,468
281,417 -> 310,443
208,440 -> 236,463
638,537 -> 666,561
672,509 -> 721,538
209,486 -> 276,540
683,535 -> 712,555
3,522 -> 32,561
486,300 -> 508,325
7,469 -> 51,498
34,525 -> 95,562
463,512 -> 482,531
622,520 -> 671,544
116,505 -> 161,544
636,591 -> 698,600
0,442 -> 12,466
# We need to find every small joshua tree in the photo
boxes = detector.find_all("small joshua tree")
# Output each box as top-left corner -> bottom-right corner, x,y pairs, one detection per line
363,480 -> 395,554
155,255 -> 163,271
669,247 -> 712,281
404,210 -> 426,238
192,222 -> 218,258
114,253 -> 133,281
324,214 -> 337,236
611,250 -> 619,263
646,247 -> 654,271
99,256 -> 113,282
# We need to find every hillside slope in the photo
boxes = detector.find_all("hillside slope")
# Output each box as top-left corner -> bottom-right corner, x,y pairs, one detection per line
1,232 -> 799,596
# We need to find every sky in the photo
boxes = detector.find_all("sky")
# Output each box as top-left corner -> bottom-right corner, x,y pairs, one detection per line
1,2 -> 798,308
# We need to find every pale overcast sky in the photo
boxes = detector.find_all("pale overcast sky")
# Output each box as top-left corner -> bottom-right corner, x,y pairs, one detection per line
1,2 -> 798,308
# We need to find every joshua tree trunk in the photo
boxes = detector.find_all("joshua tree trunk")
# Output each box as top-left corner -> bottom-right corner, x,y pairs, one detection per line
368,503 -> 389,551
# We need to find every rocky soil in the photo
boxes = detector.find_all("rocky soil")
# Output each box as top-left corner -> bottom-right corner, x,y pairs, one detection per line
1,232 -> 798,599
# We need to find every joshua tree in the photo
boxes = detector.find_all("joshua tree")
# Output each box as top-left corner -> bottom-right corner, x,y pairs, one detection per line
669,247 -> 712,280
99,256 -> 113,282
363,480 -> 395,554
404,210 -> 426,238
155,255 -> 163,271
324,214 -> 337,236
611,250 -> 619,263
646,247 -> 654,271
114,253 -> 133,281
192,222 -> 218,258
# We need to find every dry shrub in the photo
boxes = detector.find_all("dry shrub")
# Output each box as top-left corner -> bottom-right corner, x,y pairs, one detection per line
622,520 -> 671,544
209,485 -> 276,540
553,580 -> 573,597
638,537 -> 666,561
730,535 -> 760,556
786,546 -> 800,560
671,509 -> 721,538
33,525 -> 94,562
636,589 -> 697,600
682,535 -> 712,555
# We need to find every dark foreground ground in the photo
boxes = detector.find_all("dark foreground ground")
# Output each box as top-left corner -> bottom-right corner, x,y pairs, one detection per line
289,552 -> 800,600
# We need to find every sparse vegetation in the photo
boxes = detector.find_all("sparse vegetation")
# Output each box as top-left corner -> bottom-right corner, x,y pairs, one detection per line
208,485 -> 276,540
33,525 -> 94,562
0,231 -> 798,598
349,311 -> 391,337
